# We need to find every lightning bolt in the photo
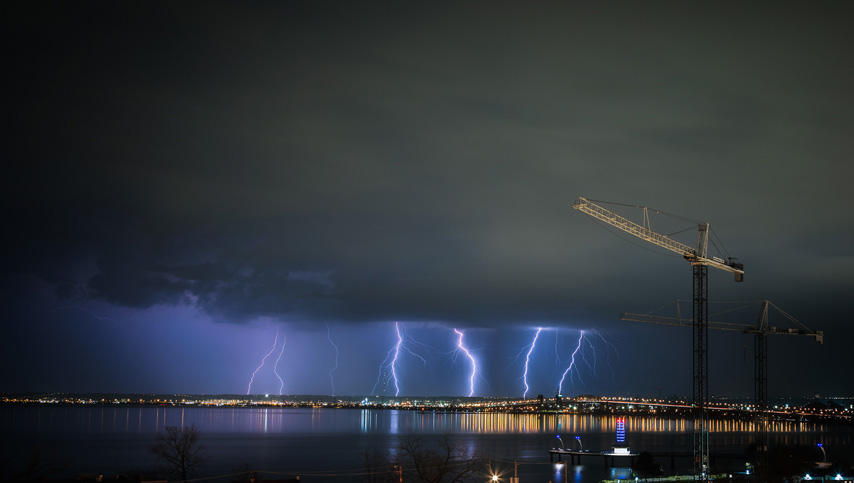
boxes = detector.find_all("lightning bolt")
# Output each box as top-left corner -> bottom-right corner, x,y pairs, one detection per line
247,329 -> 279,395
558,330 -> 584,396
371,335 -> 398,396
273,334 -> 287,396
580,335 -> 595,373
454,329 -> 477,397
372,322 -> 427,396
391,323 -> 402,396
370,325 -> 402,396
589,329 -> 618,381
522,328 -> 542,399
326,323 -> 339,396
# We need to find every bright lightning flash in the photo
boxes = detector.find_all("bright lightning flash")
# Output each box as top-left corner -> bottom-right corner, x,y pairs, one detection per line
248,329 -> 279,395
371,327 -> 399,396
371,322 -> 427,397
273,334 -> 286,396
454,329 -> 477,397
522,328 -> 542,399
391,323 -> 402,396
558,330 -> 584,396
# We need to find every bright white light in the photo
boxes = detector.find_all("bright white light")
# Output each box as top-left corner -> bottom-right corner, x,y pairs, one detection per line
454,329 -> 477,397
522,328 -> 541,398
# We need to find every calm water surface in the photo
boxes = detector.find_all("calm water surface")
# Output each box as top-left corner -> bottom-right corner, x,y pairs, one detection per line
2,406 -> 851,482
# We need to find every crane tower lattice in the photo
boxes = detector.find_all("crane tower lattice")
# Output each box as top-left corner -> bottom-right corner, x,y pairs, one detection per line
573,197 -> 744,481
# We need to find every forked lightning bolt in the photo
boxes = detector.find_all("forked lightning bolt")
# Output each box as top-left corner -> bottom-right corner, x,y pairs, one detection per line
372,323 -> 402,396
558,330 -> 585,395
273,334 -> 287,396
371,322 -> 427,396
454,329 -> 477,397
391,325 -> 402,396
589,329 -> 618,380
522,328 -> 542,399
247,329 -> 279,395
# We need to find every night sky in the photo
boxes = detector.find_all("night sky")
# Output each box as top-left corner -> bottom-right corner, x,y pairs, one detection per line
3,2 -> 852,399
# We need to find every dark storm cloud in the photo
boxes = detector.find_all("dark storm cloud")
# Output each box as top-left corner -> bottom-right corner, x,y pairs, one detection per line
4,1 -> 852,342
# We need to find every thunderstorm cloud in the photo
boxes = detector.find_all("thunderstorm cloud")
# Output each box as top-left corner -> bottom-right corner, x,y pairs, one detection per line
2,2 -> 851,396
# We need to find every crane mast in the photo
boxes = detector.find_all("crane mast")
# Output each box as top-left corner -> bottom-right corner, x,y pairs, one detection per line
572,197 -> 744,481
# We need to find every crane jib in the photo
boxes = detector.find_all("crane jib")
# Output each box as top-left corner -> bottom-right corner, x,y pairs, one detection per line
573,197 -> 744,281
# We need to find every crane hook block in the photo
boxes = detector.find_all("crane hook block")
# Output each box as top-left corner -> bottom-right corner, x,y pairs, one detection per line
732,263 -> 744,282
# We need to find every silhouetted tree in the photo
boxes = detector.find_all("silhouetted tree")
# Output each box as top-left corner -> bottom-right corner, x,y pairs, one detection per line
149,425 -> 208,481
362,433 -> 485,483
361,447 -> 397,483
397,432 -> 484,483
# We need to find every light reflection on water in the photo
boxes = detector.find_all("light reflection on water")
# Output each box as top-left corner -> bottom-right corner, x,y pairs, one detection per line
3,406 -> 852,482
2,405 -> 845,437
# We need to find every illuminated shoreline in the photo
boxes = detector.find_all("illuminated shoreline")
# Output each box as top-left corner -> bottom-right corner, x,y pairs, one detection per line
2,393 -> 851,424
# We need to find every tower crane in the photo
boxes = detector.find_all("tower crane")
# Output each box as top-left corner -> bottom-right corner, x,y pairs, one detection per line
573,197 -> 744,480
620,300 -> 823,469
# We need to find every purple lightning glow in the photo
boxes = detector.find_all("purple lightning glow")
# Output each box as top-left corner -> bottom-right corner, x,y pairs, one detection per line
273,334 -> 286,396
247,329 -> 279,395
326,323 -> 339,396
522,328 -> 542,399
558,330 -> 585,396
454,329 -> 477,397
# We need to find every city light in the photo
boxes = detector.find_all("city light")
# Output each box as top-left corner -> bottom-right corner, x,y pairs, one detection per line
617,416 -> 626,443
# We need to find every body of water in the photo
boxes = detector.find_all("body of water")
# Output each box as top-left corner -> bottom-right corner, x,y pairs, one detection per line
2,405 -> 851,482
